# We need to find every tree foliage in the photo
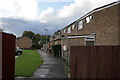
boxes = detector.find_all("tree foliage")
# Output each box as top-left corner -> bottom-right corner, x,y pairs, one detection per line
22,31 -> 35,39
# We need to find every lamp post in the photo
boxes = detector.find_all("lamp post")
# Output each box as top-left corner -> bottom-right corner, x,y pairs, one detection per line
45,29 -> 47,53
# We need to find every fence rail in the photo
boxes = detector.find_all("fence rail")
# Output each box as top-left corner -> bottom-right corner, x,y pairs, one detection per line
70,46 -> 120,79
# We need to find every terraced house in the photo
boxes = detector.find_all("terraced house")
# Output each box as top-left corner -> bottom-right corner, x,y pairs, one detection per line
47,1 -> 120,64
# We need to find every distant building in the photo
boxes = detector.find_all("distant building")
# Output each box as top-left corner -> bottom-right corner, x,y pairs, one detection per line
16,36 -> 32,49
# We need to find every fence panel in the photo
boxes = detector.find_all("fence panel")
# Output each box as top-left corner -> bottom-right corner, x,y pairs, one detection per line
70,46 -> 77,78
2,33 -> 16,80
70,46 -> 120,79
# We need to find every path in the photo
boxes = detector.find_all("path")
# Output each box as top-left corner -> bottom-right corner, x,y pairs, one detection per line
15,50 -> 68,80
32,50 -> 68,78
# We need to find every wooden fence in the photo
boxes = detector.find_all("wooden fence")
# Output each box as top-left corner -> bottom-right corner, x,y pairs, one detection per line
70,46 -> 120,79
1,32 -> 16,80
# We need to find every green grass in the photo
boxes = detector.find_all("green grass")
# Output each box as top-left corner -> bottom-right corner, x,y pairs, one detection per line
15,50 -> 43,76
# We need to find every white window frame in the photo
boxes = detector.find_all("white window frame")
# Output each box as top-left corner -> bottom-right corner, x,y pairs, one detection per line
64,29 -> 66,33
78,21 -> 83,30
86,16 -> 93,23
85,37 -> 95,45
86,17 -> 90,23
72,25 -> 75,30
90,16 -> 92,20
68,27 -> 71,33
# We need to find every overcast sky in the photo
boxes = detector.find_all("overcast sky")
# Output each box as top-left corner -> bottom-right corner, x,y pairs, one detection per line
0,0 -> 117,37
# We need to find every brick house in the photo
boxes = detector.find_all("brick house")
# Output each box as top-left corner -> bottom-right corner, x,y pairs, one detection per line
47,31 -> 61,53
54,30 -> 61,45
54,1 -> 119,61
49,1 -> 120,63
16,36 -> 32,49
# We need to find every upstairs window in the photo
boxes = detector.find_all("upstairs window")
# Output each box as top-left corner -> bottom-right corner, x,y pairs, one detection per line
64,29 -> 66,33
78,21 -> 83,30
72,25 -> 75,30
86,17 -> 90,23
90,16 -> 92,19
68,27 -> 71,33
86,16 -> 93,23
61,30 -> 64,34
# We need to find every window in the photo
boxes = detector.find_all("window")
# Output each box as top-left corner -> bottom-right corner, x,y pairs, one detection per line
85,37 -> 95,46
86,17 -> 90,23
72,25 -> 75,30
86,16 -> 93,23
68,27 -> 71,33
78,21 -> 83,30
86,41 -> 94,46
64,29 -> 66,33
90,16 -> 92,19
61,30 -> 64,34
63,45 -> 67,51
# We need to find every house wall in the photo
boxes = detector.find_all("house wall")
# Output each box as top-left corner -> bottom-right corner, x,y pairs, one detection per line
17,37 -> 32,49
93,4 -> 119,45
55,40 -> 61,45
76,4 -> 119,45
68,38 -> 85,47
61,37 -> 85,61
77,18 -> 94,35
49,36 -> 54,42
49,41 -> 53,48
68,22 -> 78,36
62,38 -> 68,60
118,3 -> 120,45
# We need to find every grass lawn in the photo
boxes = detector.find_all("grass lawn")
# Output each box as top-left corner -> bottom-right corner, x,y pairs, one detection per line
15,50 -> 43,77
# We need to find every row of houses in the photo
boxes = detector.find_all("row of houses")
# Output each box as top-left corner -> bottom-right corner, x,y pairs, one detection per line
43,1 -> 120,64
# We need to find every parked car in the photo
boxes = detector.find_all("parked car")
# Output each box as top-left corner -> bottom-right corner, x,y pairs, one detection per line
16,47 -> 23,55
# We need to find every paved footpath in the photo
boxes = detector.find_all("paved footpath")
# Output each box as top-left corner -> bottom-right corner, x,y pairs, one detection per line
15,50 -> 68,80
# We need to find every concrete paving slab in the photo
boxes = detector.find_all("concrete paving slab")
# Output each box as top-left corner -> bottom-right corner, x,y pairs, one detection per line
34,69 -> 49,75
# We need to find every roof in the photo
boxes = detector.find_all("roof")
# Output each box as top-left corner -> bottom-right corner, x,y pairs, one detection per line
77,1 -> 119,22
18,36 -> 32,41
61,1 -> 120,31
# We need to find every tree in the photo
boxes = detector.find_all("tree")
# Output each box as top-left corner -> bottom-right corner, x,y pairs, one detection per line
34,34 -> 41,45
22,31 -> 35,40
